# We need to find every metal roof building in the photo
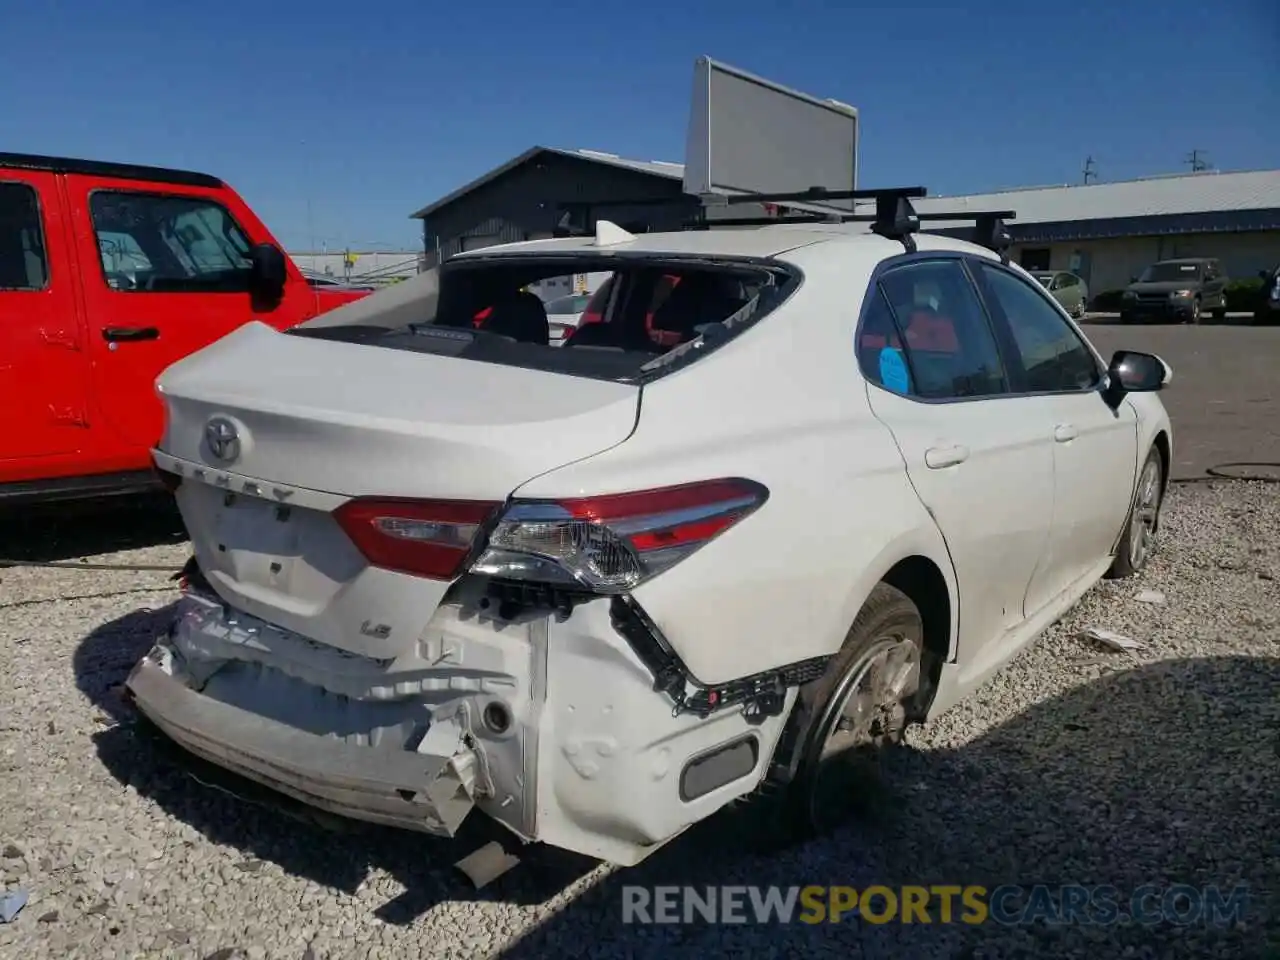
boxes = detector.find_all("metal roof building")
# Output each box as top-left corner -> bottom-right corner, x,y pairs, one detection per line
916,169 -> 1280,240
411,148 -> 1280,298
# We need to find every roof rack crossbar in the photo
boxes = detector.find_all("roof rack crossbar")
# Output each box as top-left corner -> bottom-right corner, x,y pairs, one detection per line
550,191 -> 1019,258
719,185 -> 928,206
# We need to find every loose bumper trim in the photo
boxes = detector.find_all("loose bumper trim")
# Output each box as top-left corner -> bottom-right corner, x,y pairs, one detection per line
126,656 -> 478,835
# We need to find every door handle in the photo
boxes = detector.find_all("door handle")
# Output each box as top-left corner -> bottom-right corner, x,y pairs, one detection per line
102,326 -> 160,343
1054,423 -> 1078,443
924,444 -> 970,469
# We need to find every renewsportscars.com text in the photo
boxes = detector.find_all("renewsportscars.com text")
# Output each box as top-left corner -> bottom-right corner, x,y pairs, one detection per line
620,884 -> 1250,927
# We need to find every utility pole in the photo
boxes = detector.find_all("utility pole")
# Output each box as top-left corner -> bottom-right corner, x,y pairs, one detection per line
1082,155 -> 1098,185
1184,149 -> 1210,172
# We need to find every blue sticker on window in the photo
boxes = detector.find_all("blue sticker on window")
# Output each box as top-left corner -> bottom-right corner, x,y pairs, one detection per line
878,347 -> 910,394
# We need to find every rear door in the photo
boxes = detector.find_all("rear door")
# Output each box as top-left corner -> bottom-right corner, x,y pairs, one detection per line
66,178 -> 278,448
973,261 -> 1137,600
1206,260 -> 1227,308
859,256 -> 1056,659
0,172 -> 90,463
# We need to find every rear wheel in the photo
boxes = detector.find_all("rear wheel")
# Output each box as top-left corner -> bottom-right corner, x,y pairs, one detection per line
780,583 -> 924,836
1106,448 -> 1164,579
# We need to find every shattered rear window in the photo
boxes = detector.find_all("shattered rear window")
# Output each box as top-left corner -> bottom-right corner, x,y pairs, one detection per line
288,253 -> 798,383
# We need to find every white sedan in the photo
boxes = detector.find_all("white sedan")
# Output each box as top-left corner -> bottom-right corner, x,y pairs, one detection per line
130,203 -> 1173,879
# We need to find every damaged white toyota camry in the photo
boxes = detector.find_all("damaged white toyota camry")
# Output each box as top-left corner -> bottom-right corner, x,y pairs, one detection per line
127,190 -> 1173,877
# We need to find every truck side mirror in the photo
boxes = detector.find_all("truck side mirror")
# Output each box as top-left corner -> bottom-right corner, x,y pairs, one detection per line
249,243 -> 288,301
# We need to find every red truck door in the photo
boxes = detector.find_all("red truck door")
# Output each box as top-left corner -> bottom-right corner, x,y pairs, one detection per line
0,171 -> 91,463
64,176 -> 313,450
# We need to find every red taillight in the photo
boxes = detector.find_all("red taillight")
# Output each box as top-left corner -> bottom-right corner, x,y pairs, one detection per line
471,478 -> 768,593
333,498 -> 501,580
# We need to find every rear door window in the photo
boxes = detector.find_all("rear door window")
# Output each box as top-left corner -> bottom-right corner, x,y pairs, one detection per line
866,259 -> 1009,400
0,182 -> 49,291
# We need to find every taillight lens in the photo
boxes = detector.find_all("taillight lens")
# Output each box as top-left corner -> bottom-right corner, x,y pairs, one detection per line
470,478 -> 767,593
333,498 -> 501,580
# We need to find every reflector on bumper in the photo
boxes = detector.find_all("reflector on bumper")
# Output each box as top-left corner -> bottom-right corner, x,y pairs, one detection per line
126,657 -> 478,836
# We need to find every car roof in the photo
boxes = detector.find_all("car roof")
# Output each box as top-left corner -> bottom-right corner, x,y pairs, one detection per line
448,222 -> 1002,265
1154,257 -> 1211,265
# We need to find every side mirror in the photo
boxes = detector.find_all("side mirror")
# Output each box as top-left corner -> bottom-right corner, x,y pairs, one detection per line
249,243 -> 288,301
1102,349 -> 1170,408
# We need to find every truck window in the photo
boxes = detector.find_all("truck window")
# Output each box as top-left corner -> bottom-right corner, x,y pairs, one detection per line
89,191 -> 254,293
0,182 -> 49,291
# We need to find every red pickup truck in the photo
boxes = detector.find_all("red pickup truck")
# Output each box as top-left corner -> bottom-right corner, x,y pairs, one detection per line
0,152 -> 370,504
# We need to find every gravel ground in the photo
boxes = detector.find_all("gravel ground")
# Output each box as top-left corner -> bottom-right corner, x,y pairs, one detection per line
0,483 -> 1276,959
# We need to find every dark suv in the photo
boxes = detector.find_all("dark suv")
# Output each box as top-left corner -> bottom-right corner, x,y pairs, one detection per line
1120,257 -> 1228,324
1252,266 -> 1280,325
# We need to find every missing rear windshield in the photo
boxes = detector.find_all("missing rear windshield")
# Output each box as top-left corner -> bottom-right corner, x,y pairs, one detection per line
288,253 -> 799,383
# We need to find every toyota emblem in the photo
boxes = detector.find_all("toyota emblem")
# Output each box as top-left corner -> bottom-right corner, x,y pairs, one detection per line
205,417 -> 241,462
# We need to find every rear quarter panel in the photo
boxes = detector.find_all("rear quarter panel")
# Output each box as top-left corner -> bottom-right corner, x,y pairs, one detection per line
512,245 -> 958,685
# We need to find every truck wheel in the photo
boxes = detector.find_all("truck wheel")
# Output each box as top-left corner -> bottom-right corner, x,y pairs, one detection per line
1188,298 -> 1201,324
1105,447 -> 1164,579
781,583 -> 924,837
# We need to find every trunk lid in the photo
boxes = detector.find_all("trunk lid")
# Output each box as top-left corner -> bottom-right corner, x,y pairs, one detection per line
156,321 -> 639,658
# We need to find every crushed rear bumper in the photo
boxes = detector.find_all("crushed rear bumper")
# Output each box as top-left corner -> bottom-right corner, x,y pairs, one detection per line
127,653 -> 479,836
126,585 -> 798,866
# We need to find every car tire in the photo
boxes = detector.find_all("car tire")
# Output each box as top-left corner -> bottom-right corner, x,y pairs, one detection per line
776,583 -> 925,838
1105,447 -> 1164,579
1188,298 -> 1201,324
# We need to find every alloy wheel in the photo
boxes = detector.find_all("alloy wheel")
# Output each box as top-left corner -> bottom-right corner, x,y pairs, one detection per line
1129,457 -> 1162,569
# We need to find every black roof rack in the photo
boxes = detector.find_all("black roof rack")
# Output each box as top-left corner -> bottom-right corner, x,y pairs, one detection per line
553,185 -> 1017,260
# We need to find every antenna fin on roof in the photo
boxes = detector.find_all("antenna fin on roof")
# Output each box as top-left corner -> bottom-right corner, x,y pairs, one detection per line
593,220 -> 635,246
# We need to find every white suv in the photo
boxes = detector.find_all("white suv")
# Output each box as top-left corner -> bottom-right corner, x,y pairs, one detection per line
129,196 -> 1173,877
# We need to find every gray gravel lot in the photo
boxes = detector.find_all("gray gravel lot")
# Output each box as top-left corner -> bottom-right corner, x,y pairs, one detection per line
0,481 -> 1275,959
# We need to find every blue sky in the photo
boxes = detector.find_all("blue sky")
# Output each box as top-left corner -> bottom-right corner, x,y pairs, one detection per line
4,0 -> 1276,251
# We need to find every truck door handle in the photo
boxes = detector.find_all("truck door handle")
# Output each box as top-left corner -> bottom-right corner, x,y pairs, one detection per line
1054,423 -> 1078,443
102,326 -> 160,343
924,444 -> 970,469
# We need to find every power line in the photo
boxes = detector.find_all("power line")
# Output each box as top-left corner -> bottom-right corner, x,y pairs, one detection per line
1082,155 -> 1098,185
1184,149 -> 1211,172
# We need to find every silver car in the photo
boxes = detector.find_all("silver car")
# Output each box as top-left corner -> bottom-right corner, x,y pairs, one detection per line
1029,270 -> 1089,318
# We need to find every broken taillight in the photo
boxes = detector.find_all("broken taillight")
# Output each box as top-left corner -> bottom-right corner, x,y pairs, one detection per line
470,478 -> 768,593
333,498 -> 501,580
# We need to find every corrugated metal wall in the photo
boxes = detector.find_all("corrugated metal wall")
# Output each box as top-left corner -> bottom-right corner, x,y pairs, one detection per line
419,153 -> 691,269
